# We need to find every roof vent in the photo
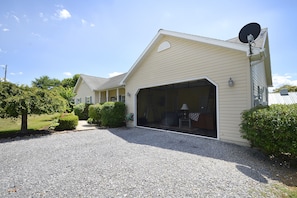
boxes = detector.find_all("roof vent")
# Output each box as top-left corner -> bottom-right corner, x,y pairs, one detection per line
280,89 -> 289,96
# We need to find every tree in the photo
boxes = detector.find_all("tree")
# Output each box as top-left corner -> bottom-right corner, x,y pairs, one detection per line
52,86 -> 76,112
0,82 -> 67,132
273,85 -> 297,92
32,75 -> 61,89
61,74 -> 80,88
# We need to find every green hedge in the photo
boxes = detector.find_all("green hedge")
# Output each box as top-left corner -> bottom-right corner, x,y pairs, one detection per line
100,102 -> 126,127
240,104 -> 297,160
55,114 -> 78,131
74,103 -> 91,120
88,103 -> 102,124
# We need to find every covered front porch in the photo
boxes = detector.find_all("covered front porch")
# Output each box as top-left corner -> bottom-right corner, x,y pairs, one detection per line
96,87 -> 125,103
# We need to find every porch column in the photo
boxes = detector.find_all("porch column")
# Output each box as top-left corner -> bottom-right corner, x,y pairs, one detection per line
106,90 -> 109,102
117,88 -> 119,102
99,92 -> 101,103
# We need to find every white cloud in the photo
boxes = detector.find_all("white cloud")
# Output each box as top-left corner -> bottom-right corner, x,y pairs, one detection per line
31,32 -> 41,38
109,72 -> 123,77
2,28 -> 9,32
269,73 -> 297,91
81,19 -> 87,24
56,9 -> 71,19
0,78 -> 9,82
55,4 -> 64,8
39,12 -> 48,22
81,19 -> 95,27
12,15 -> 20,23
10,72 -> 23,76
63,72 -> 72,76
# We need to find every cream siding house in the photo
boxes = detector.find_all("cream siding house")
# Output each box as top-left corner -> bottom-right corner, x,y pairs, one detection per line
74,73 -> 126,104
74,74 -> 106,104
121,29 -> 272,146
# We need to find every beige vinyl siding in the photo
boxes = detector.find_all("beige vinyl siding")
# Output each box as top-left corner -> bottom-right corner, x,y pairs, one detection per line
75,80 -> 95,104
94,91 -> 100,103
125,36 -> 251,145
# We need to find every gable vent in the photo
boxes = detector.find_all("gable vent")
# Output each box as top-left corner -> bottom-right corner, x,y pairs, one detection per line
157,41 -> 171,52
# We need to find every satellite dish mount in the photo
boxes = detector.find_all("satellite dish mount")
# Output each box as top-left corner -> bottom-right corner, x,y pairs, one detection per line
238,23 -> 261,55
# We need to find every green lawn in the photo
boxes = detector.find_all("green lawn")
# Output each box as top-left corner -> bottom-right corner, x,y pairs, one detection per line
0,113 -> 60,136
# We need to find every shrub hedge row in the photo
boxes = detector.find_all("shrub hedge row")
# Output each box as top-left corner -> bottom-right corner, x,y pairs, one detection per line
74,102 -> 126,128
55,113 -> 78,131
240,104 -> 297,160
100,102 -> 126,128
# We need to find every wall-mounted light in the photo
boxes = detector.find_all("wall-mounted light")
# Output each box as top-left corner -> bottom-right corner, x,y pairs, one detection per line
228,77 -> 234,87
127,92 -> 131,97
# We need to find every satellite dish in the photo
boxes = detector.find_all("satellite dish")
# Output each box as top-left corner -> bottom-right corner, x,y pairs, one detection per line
239,22 -> 261,43
238,22 -> 261,54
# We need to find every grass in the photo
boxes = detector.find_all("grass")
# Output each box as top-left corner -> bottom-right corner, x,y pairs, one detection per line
273,184 -> 297,198
0,113 -> 60,137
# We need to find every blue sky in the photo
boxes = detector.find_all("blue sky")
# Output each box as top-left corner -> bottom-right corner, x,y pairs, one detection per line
0,0 -> 296,90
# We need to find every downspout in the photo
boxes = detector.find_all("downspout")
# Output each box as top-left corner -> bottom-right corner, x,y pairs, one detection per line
249,56 -> 254,107
248,48 -> 265,107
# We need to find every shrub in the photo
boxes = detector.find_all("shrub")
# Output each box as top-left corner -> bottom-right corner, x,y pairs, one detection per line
100,102 -> 126,127
74,103 -> 91,120
88,103 -> 102,124
87,117 -> 94,124
55,114 -> 78,131
240,104 -> 297,160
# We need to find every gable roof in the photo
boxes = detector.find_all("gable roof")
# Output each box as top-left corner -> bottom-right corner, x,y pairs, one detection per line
121,28 -> 271,85
74,73 -> 126,93
269,92 -> 297,105
74,74 -> 107,93
99,73 -> 127,90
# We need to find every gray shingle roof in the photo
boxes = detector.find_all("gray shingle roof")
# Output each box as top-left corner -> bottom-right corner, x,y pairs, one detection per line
74,73 -> 127,93
79,74 -> 107,91
269,92 -> 297,105
98,73 -> 127,90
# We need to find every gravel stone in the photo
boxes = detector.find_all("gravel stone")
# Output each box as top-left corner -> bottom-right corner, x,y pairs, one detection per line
0,128 -> 282,197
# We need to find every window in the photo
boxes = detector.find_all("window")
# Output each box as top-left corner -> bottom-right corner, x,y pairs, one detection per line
85,96 -> 92,104
119,95 -> 125,102
76,98 -> 81,104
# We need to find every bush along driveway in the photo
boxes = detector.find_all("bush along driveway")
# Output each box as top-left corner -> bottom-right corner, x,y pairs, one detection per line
0,127 -> 295,197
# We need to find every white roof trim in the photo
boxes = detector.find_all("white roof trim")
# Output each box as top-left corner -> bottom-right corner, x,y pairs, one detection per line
161,29 -> 249,52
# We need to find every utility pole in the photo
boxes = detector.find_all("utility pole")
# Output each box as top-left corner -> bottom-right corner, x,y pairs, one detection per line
4,64 -> 7,82
1,64 -> 7,82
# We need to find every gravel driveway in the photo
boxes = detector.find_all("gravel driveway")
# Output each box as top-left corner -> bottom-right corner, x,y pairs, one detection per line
0,128 -> 283,197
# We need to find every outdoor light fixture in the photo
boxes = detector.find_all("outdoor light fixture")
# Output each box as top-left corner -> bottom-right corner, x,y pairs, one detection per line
180,103 -> 189,119
127,92 -> 131,97
228,77 -> 234,87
